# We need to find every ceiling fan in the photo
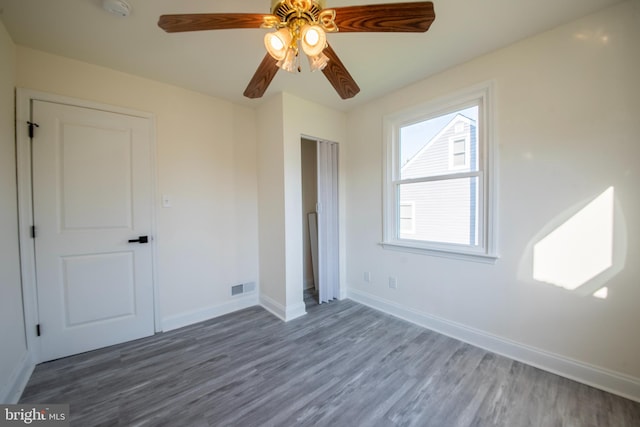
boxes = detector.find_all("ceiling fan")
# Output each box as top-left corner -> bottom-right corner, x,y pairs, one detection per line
158,1 -> 435,100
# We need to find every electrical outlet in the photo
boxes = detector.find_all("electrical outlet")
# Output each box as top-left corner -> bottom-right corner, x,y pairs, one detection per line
364,272 -> 371,283
389,277 -> 398,289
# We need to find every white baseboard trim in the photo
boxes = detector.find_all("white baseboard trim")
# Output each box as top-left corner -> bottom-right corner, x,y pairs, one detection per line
348,288 -> 640,403
1,352 -> 35,404
161,294 -> 259,332
260,294 -> 307,322
259,294 -> 287,321
285,301 -> 307,322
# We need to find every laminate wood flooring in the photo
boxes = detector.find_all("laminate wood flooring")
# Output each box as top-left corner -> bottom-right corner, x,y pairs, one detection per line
20,299 -> 640,426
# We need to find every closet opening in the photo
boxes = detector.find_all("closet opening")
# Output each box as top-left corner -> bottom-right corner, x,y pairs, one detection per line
301,136 -> 339,306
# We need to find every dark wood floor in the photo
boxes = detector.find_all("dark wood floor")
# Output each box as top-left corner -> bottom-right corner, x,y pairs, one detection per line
21,297 -> 640,426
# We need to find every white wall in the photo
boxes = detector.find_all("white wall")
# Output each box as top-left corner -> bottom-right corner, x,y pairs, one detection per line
256,95 -> 288,315
0,20 -> 31,404
345,0 -> 640,399
282,94 -> 348,310
15,47 -> 260,331
256,93 -> 347,319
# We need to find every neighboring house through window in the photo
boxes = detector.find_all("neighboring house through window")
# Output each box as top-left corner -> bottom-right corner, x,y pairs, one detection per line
399,201 -> 415,235
450,136 -> 469,169
383,82 -> 497,261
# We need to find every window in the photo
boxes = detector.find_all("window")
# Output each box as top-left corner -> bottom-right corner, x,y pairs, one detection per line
383,82 -> 497,261
399,202 -> 415,234
449,136 -> 469,169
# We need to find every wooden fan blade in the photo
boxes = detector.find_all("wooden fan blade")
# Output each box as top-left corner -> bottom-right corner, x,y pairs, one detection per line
332,2 -> 435,33
244,54 -> 280,99
158,13 -> 269,33
321,44 -> 360,100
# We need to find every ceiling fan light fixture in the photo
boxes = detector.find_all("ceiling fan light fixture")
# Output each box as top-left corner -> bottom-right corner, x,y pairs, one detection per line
300,24 -> 326,56
276,47 -> 299,73
308,51 -> 329,72
264,28 -> 292,60
158,1 -> 436,100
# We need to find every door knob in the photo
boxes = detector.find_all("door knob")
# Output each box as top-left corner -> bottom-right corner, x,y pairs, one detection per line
128,235 -> 149,244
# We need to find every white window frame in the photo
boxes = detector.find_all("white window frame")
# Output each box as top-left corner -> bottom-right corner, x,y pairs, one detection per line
382,82 -> 498,262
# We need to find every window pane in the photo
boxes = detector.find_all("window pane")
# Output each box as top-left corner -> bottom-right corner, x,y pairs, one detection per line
400,218 -> 414,234
453,152 -> 466,167
399,203 -> 414,233
453,139 -> 465,154
399,204 -> 413,218
400,106 -> 478,179
398,177 -> 479,246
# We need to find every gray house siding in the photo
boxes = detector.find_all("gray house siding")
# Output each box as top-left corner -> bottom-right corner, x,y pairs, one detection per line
399,115 -> 478,245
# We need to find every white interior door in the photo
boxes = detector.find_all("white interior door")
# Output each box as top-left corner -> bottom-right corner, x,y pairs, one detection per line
31,100 -> 155,362
317,140 -> 339,303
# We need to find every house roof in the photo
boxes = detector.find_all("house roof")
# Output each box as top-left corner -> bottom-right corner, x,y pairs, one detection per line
401,113 -> 475,171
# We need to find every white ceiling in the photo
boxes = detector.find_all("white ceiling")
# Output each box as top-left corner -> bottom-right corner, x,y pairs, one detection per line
0,0 -> 625,111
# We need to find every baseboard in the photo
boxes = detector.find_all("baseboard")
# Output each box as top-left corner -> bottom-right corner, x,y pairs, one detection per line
259,294 -> 286,320
0,352 -> 35,404
347,287 -> 640,403
260,294 -> 306,322
161,293 -> 259,332
284,301 -> 307,321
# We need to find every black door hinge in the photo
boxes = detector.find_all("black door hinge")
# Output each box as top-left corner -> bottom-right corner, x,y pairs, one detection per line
31,225 -> 36,238
36,324 -> 41,337
27,121 -> 39,138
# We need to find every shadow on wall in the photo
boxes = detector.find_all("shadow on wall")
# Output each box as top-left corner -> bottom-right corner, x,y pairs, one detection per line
518,186 -> 627,299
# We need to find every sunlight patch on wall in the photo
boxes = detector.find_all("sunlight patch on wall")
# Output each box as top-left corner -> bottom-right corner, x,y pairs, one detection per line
574,29 -> 610,45
533,187 -> 614,291
593,287 -> 608,299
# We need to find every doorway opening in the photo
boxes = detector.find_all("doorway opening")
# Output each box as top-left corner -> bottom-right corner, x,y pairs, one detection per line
301,136 -> 339,306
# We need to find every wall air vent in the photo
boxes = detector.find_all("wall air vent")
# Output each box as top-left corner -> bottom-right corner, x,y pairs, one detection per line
231,282 -> 257,296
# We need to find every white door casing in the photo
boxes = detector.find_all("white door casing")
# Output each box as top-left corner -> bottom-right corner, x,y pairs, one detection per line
29,98 -> 156,361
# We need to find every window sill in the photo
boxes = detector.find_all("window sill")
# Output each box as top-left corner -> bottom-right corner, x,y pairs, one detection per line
380,241 -> 499,264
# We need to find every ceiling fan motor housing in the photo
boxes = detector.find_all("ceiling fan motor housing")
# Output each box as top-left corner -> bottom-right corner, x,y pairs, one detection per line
271,0 -> 326,11
271,0 -> 326,21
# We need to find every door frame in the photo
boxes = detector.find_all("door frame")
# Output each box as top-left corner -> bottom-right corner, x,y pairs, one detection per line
16,88 -> 161,363
300,134 -> 343,302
